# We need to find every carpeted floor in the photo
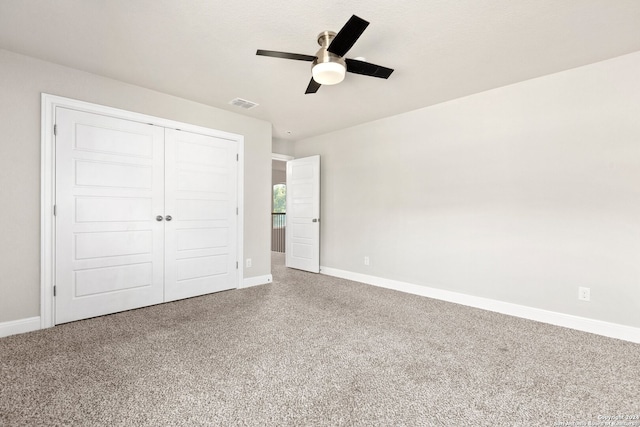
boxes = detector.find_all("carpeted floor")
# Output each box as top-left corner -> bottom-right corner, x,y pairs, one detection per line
1,252 -> 639,426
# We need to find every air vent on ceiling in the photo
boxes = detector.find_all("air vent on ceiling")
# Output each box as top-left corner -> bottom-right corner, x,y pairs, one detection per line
229,97 -> 259,110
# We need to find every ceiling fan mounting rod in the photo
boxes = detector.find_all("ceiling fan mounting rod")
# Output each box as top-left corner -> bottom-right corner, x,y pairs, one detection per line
317,31 -> 336,47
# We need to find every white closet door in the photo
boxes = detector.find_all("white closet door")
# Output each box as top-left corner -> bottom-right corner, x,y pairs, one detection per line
164,129 -> 238,302
55,108 -> 165,324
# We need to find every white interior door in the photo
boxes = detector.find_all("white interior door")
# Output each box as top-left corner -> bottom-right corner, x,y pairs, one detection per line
286,155 -> 320,273
55,108 -> 165,324
164,129 -> 238,301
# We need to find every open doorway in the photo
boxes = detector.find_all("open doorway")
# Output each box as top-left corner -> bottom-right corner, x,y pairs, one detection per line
271,153 -> 321,273
272,156 -> 290,253
272,181 -> 286,252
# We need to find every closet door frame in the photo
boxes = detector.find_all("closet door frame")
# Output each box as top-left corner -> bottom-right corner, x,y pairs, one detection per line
40,93 -> 245,329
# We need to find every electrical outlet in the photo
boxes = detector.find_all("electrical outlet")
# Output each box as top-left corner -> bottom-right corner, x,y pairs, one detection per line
578,287 -> 590,301
246,258 -> 252,268
364,256 -> 370,266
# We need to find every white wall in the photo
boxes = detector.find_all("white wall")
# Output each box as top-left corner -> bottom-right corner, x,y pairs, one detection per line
272,166 -> 286,186
294,51 -> 640,329
272,138 -> 295,157
0,49 -> 272,324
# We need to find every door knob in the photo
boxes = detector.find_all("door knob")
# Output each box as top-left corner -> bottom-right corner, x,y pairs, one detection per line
165,215 -> 172,221
156,215 -> 163,221
312,218 -> 319,223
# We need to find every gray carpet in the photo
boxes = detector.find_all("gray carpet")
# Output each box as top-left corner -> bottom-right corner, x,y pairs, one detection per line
1,252 -> 639,426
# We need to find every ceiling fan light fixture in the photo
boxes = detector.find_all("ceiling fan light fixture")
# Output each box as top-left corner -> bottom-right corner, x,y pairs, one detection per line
312,61 -> 346,85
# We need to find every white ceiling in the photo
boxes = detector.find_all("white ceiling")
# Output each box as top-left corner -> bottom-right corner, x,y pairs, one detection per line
1,0 -> 639,141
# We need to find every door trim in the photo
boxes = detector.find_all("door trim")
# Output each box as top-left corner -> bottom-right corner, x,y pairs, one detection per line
272,153 -> 294,161
40,93 -> 245,329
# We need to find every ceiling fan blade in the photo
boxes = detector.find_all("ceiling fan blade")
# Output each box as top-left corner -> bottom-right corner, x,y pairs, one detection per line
256,49 -> 316,62
327,15 -> 369,57
305,78 -> 321,94
345,58 -> 394,79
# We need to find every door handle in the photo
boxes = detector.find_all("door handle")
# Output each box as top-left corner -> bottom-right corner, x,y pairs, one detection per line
165,215 -> 172,221
156,215 -> 164,221
312,218 -> 319,223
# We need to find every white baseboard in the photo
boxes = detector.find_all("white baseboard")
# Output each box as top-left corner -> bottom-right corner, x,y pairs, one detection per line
320,266 -> 640,344
5,272 -> 638,343
242,274 -> 273,289
2,275 -> 275,338
0,316 -> 41,338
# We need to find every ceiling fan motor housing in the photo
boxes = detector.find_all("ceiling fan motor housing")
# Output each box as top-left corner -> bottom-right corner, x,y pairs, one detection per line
312,31 -> 346,85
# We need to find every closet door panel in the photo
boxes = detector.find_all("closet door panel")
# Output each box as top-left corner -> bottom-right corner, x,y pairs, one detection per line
164,129 -> 238,302
55,108 -> 165,324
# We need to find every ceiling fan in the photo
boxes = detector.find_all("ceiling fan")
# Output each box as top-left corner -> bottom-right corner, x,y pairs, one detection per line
256,15 -> 394,94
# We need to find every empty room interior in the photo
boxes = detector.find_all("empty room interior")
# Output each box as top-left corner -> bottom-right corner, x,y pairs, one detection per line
1,1 -> 639,425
